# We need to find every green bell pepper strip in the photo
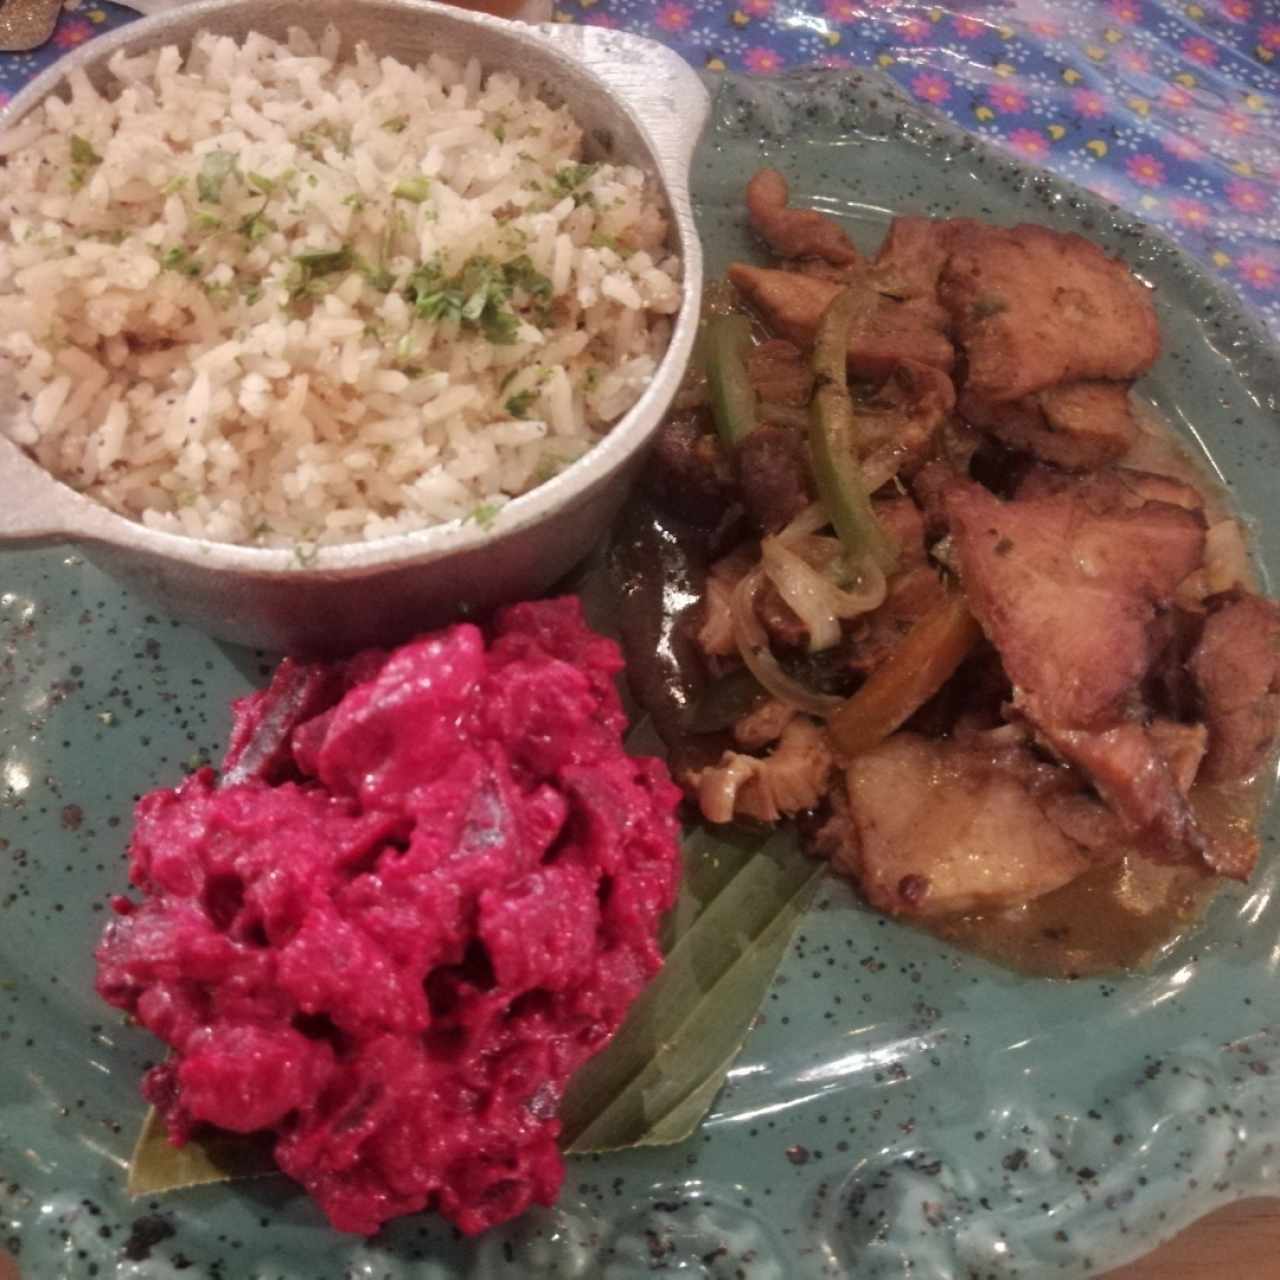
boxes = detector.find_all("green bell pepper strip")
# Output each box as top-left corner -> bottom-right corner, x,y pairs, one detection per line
807,290 -> 898,575
705,313 -> 758,448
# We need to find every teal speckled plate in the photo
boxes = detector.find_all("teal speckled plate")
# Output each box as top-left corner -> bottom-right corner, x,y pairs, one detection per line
3,68 -> 1280,1280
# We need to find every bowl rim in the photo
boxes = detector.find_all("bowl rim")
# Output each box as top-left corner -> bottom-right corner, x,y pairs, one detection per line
0,0 -> 704,578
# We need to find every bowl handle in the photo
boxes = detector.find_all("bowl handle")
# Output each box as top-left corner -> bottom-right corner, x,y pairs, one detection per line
0,438 -> 85,543
532,24 -> 710,181
0,440 -> 117,545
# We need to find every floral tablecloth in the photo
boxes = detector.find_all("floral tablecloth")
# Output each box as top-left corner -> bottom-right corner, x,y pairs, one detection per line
7,0 -> 1280,334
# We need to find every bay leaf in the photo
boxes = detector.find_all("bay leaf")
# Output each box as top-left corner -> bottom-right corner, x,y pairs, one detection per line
561,824 -> 823,1153
127,1107 -> 275,1196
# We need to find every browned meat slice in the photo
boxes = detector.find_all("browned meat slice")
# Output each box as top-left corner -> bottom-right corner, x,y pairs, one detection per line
1040,791 -> 1127,858
841,732 -> 1096,917
1038,716 -> 1254,878
727,264 -> 834,350
745,169 -> 862,267
1177,519 -> 1251,608
908,460 -> 954,538
728,263 -> 955,379
1189,592 -> 1280,783
1142,606 -> 1202,721
736,424 -> 813,533
944,478 -> 1241,870
939,222 -> 1160,402
645,409 -> 732,526
1037,722 -> 1201,852
1148,718 -> 1208,793
946,480 -> 1205,729
855,359 -> 956,488
873,494 -> 928,567
867,216 -> 959,302
747,337 -> 814,406
800,215 -> 972,298
1038,383 -> 1139,461
960,381 -> 1138,471
850,293 -> 956,383
1017,464 -> 1204,512
1037,721 -> 1206,867
790,258 -> 858,284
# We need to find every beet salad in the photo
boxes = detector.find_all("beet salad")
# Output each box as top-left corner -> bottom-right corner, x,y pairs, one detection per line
95,598 -> 682,1237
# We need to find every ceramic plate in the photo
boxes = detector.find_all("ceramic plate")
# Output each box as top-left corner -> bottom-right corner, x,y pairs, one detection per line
3,65 -> 1280,1280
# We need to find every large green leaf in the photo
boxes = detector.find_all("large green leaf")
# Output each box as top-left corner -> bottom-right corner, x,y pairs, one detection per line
562,823 -> 824,1152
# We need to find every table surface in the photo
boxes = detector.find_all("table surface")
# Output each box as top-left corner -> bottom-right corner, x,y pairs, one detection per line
0,1189 -> 1275,1276
3,2 -> 1279,1277
1104,1199 -> 1280,1278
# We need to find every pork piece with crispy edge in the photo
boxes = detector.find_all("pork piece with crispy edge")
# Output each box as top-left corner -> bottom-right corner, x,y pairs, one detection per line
856,358 -> 957,483
943,478 -> 1239,870
745,169 -> 862,267
866,215 -> 964,302
1033,720 -> 1205,856
1017,463 -> 1204,512
945,479 -> 1205,729
1035,720 -> 1206,859
959,381 -> 1139,471
938,223 -> 1160,402
727,264 -> 955,380
1035,721 -> 1207,860
1190,591 -> 1280,784
1039,715 -> 1257,880
748,337 -> 815,406
840,731 -> 1102,918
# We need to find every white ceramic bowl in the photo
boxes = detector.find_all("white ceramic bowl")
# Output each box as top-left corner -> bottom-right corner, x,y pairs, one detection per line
0,0 -> 707,652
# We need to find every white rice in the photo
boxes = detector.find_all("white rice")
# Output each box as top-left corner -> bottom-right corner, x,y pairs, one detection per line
0,27 -> 681,547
